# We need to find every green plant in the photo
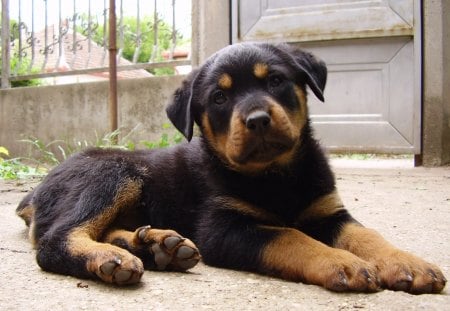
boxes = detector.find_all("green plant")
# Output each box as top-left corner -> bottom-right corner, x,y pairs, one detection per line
0,20 -> 42,87
140,123 -> 183,149
1,124 -> 184,179
20,124 -> 184,167
93,128 -> 137,150
0,50 -> 42,88
19,138 -> 63,165
9,56 -> 42,87
0,146 -> 46,180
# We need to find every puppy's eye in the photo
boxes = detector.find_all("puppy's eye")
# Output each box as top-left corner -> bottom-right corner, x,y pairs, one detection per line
268,75 -> 284,88
213,90 -> 227,105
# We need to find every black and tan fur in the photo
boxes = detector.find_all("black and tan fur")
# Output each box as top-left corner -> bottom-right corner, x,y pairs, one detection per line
17,43 -> 446,293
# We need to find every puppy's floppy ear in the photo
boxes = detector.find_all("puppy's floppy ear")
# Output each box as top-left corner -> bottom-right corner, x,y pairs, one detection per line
275,44 -> 327,102
166,69 -> 200,141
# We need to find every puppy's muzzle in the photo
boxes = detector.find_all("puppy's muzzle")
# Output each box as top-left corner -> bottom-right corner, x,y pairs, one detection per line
246,111 -> 271,135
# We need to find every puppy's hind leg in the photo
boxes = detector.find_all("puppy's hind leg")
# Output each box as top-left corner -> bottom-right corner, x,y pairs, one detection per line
36,179 -> 145,285
16,192 -> 35,227
16,192 -> 38,245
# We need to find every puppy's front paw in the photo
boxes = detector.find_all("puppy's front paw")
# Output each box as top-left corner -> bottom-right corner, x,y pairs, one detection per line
135,226 -> 201,271
375,250 -> 446,294
303,249 -> 381,293
87,249 -> 144,285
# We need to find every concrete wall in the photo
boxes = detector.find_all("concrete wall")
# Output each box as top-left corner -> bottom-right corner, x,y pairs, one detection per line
0,75 -> 185,157
422,1 -> 450,166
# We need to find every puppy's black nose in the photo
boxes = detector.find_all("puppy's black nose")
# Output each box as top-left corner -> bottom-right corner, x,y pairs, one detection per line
246,111 -> 271,134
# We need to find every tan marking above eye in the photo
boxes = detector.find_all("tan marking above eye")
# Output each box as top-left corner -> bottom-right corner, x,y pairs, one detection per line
218,73 -> 233,90
253,63 -> 269,79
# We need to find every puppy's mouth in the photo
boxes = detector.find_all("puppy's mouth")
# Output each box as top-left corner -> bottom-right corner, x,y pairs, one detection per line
232,136 -> 295,164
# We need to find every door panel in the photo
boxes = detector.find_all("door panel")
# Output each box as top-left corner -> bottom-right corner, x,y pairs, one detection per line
236,0 -> 413,43
305,37 -> 415,152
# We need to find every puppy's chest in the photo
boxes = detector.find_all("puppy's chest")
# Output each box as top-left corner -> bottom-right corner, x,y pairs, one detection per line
218,174 -> 314,221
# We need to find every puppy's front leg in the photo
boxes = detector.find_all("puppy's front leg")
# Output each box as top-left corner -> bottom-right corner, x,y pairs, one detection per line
196,197 -> 379,292
102,226 -> 200,272
261,226 -> 380,292
335,223 -> 447,294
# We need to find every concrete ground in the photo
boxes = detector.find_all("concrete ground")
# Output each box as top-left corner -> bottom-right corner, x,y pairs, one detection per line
0,159 -> 449,310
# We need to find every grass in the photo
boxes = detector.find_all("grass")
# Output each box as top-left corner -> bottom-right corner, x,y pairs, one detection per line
0,124 -> 184,180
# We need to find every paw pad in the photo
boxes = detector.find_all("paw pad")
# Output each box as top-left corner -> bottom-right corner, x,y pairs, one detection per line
176,246 -> 196,259
97,255 -> 143,285
100,257 -> 121,275
164,236 -> 182,250
136,226 -> 201,272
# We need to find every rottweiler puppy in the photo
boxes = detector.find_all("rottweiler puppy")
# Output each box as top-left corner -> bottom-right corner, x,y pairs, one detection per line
17,43 -> 446,294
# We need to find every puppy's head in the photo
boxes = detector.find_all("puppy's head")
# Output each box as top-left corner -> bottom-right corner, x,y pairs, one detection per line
167,43 -> 327,173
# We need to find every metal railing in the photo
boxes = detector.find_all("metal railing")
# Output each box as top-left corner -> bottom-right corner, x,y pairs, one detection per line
1,0 -> 191,88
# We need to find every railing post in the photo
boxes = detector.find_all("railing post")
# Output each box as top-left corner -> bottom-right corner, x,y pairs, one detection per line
1,0 -> 11,88
108,0 -> 118,140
